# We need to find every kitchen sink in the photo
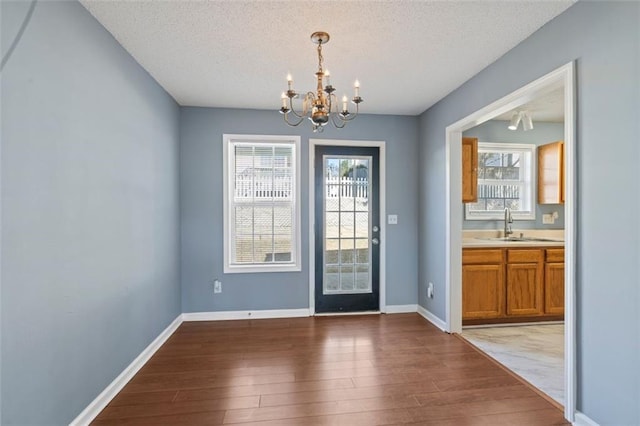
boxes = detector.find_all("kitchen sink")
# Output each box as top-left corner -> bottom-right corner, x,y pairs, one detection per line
476,237 -> 563,242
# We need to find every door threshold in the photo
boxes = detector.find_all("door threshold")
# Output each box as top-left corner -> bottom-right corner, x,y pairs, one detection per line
314,311 -> 381,317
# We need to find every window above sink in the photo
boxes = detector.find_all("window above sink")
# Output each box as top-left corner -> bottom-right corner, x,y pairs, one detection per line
465,142 -> 535,221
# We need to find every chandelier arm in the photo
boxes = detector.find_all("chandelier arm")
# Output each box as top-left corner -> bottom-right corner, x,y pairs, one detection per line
340,101 -> 361,122
329,112 -> 348,129
282,112 -> 305,127
327,92 -> 334,113
287,92 -> 315,119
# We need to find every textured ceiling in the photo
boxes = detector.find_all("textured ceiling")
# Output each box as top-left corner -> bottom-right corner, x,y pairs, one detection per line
79,1 -> 575,116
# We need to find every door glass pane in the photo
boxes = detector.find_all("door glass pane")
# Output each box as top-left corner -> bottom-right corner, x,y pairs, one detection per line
340,212 -> 354,238
355,265 -> 369,290
355,212 -> 368,237
325,212 -> 339,238
340,265 -> 355,291
340,238 -> 355,264
323,155 -> 372,294
355,240 -> 369,263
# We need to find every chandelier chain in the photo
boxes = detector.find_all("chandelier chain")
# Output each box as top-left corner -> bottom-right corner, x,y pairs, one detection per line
317,42 -> 323,73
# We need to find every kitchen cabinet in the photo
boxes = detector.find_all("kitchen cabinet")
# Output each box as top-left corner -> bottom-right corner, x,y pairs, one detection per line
462,246 -> 564,324
544,248 -> 565,314
538,141 -> 564,204
506,249 -> 544,316
462,137 -> 478,203
462,249 -> 504,319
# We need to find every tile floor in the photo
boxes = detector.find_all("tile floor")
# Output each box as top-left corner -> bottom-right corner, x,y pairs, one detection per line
462,323 -> 564,405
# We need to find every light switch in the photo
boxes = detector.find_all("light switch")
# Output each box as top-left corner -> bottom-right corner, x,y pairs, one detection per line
388,214 -> 398,225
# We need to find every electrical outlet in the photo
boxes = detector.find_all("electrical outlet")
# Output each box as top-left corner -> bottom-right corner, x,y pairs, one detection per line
427,282 -> 434,299
542,211 -> 559,225
388,214 -> 398,225
213,279 -> 222,293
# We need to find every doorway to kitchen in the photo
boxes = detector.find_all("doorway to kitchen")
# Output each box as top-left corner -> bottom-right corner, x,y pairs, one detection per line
460,95 -> 566,408
444,62 -> 576,421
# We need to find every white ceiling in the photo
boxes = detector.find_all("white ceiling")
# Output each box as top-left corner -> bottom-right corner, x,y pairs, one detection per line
494,87 -> 565,122
79,1 -> 575,116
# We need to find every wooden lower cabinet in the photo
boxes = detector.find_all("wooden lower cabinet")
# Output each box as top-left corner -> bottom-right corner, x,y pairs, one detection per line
463,247 -> 564,324
462,249 -> 504,320
506,250 -> 544,316
544,248 -> 565,315
462,264 -> 504,319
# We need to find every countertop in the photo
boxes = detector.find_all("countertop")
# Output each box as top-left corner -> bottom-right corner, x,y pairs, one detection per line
462,230 -> 565,248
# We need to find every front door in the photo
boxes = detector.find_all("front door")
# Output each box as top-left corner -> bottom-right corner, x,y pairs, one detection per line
314,145 -> 380,313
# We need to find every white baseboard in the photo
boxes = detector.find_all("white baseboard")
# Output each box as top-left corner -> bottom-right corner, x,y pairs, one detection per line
573,412 -> 600,426
385,304 -> 418,314
182,308 -> 310,321
463,320 -> 564,329
69,314 -> 183,426
417,305 -> 448,332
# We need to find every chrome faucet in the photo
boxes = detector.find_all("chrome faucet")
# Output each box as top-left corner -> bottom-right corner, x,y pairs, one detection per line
504,207 -> 513,237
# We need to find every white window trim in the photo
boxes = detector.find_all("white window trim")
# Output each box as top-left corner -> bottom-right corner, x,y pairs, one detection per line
223,134 -> 301,274
465,142 -> 536,221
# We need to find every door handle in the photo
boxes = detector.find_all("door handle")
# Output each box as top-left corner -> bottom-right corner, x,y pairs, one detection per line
372,225 -> 379,232
372,237 -> 379,245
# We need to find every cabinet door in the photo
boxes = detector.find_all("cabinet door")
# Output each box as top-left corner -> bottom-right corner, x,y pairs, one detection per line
506,263 -> 543,316
545,262 -> 565,315
462,137 -> 478,203
538,141 -> 564,204
462,264 -> 504,319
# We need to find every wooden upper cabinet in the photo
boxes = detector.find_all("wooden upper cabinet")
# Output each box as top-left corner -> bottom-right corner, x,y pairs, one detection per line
462,137 -> 478,203
538,141 -> 564,204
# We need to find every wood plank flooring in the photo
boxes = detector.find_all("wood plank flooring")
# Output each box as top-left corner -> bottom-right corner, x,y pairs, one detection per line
92,313 -> 568,425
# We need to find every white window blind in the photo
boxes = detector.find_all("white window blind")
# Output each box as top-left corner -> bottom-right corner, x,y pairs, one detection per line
223,135 -> 301,273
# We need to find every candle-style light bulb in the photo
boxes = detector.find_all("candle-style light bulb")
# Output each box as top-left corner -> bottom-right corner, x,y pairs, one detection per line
325,69 -> 331,86
342,95 -> 348,111
287,74 -> 293,91
354,79 -> 360,97
281,92 -> 287,108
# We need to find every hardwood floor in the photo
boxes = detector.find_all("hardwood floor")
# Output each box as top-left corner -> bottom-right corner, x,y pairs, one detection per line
92,314 -> 568,425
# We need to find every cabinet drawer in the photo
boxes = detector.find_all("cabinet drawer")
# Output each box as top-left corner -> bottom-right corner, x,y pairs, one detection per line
463,249 -> 503,265
546,248 -> 565,262
507,249 -> 543,263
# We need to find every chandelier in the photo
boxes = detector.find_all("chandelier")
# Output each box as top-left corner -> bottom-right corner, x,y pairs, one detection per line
279,31 -> 363,133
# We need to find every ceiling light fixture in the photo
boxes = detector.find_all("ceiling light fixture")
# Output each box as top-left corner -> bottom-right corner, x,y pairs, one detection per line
522,111 -> 534,131
508,111 -> 522,130
279,31 -> 363,133
508,111 -> 534,131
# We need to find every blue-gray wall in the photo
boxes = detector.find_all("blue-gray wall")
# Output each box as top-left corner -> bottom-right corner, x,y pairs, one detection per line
1,2 -> 181,424
463,120 -> 565,230
180,108 -> 419,313
419,2 -> 639,424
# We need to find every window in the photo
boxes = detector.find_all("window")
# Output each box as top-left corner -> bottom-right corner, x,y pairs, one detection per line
465,142 -> 535,220
223,134 -> 301,273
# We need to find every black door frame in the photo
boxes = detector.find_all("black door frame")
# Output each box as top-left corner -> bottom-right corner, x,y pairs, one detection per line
308,139 -> 386,315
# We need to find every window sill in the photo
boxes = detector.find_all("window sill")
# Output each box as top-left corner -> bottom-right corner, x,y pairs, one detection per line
224,264 -> 302,274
